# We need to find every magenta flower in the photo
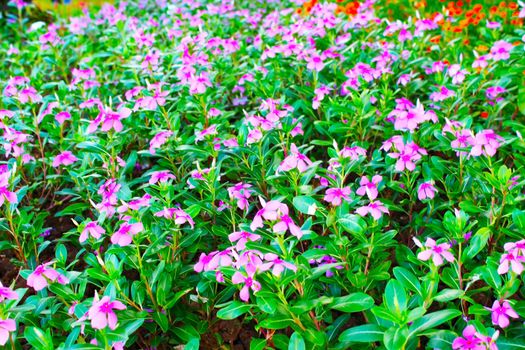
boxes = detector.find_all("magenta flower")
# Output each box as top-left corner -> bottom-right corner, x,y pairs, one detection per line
356,201 -> 389,220
470,130 -> 503,157
489,40 -> 513,61
0,318 -> 16,346
194,252 -> 218,273
80,222 -> 105,243
55,111 -> 71,125
228,231 -> 261,250
189,73 -> 212,95
0,173 -> 17,207
154,208 -> 194,228
414,237 -> 454,266
149,131 -> 173,154
88,294 -> 126,330
232,271 -> 261,302
279,144 -> 312,173
250,199 -> 288,231
324,187 -> 351,206
429,86 -> 456,102
356,175 -> 382,200
110,222 -> 143,246
52,151 -> 78,168
149,171 -> 176,184
452,325 -> 484,350
497,251 -> 524,275
488,300 -> 519,328
0,282 -> 17,302
418,182 -> 437,200
260,253 -> 296,276
306,54 -> 325,72
273,214 -> 303,239
101,107 -> 131,132
27,262 -> 69,291
227,183 -> 253,210
339,146 -> 366,160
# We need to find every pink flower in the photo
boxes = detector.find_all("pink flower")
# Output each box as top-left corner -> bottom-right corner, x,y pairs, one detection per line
489,40 -> 513,61
429,86 -> 456,102
80,222 -> 105,243
88,294 -> 126,330
0,282 -> 17,302
149,171 -> 175,184
279,144 -> 312,173
250,199 -> 289,231
488,300 -> 519,328
324,187 -> 351,206
356,201 -> 389,220
154,208 -> 194,228
356,175 -> 382,200
52,151 -> 78,167
101,107 -> 131,132
260,253 -> 296,276
194,252 -> 218,272
149,131 -> 173,154
0,173 -> 17,207
470,130 -> 503,157
196,124 -> 218,142
232,271 -> 261,301
498,251 -> 524,275
228,231 -> 261,250
189,73 -> 212,95
340,146 -> 367,160
27,262 -> 69,291
55,111 -> 71,125
0,318 -> 16,346
414,237 -> 454,266
306,55 -> 325,72
227,183 -> 253,210
110,222 -> 143,246
452,325 -> 484,350
418,182 -> 437,200
273,214 -> 303,239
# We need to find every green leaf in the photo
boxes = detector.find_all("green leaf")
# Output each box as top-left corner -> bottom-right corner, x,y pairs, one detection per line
338,214 -> 367,236
24,327 -> 53,350
498,337 -> 525,349
393,267 -> 422,297
462,228 -> 490,261
339,324 -> 384,343
258,317 -> 294,330
288,332 -> 306,350
250,338 -> 267,350
384,326 -> 408,350
384,280 -> 407,315
434,289 -> 464,302
184,338 -> 200,350
256,291 -> 278,314
408,309 -> 461,338
293,196 -> 320,215
153,311 -> 169,333
217,301 -> 252,320
330,293 -> 374,313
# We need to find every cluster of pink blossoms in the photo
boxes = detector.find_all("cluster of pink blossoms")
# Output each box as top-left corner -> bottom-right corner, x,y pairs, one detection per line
498,240 -> 525,275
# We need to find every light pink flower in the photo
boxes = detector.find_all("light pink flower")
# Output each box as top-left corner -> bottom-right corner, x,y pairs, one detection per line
80,222 -> 105,243
110,222 -> 143,246
88,294 -> 126,330
0,173 -> 17,207
498,251 -> 524,275
273,214 -> 303,239
418,182 -> 437,200
228,231 -> 261,250
0,318 -> 16,346
52,151 -> 78,167
356,175 -> 382,200
227,183 -> 253,210
27,262 -> 69,291
260,253 -> 296,276
356,201 -> 389,220
324,187 -> 351,206
154,208 -> 194,228
279,144 -> 312,173
0,282 -> 17,302
306,55 -> 325,72
414,237 -> 454,266
149,131 -> 173,154
250,199 -> 288,231
470,130 -> 503,157
149,171 -> 176,184
55,111 -> 71,125
232,271 -> 261,302
488,300 -> 519,328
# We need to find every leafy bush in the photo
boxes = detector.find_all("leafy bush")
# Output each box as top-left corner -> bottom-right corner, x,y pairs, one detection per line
0,0 -> 525,349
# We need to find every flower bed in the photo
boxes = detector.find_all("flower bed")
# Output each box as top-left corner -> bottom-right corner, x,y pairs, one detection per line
0,0 -> 525,349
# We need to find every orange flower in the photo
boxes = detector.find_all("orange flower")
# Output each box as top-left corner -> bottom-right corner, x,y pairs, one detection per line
430,35 -> 442,43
